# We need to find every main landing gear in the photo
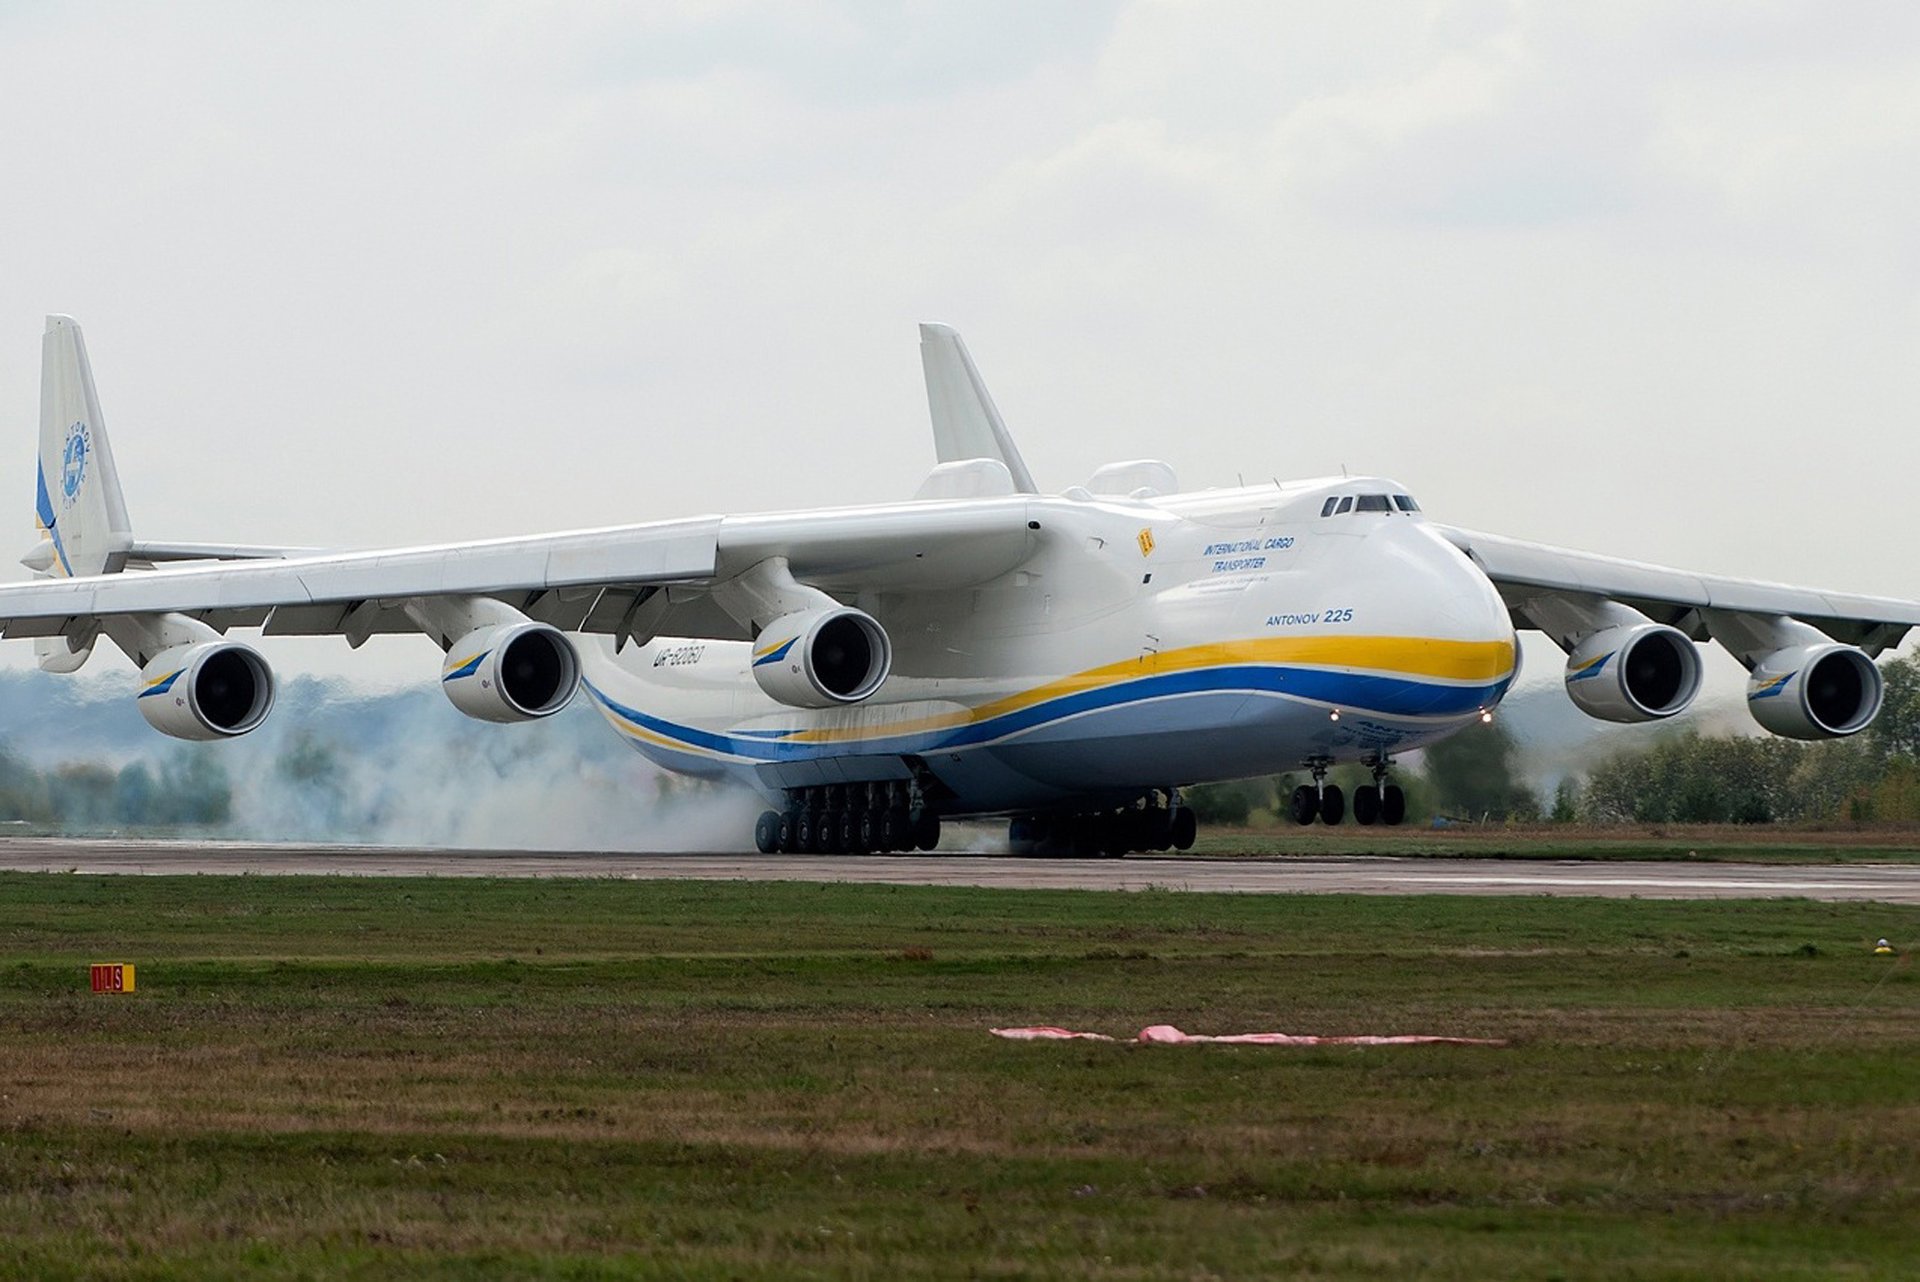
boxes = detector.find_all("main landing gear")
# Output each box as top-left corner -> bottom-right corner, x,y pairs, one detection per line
1007,792 -> 1197,858
1290,755 -> 1407,827
754,782 -> 940,855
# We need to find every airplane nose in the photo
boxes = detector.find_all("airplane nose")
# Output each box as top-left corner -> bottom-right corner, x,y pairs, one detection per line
1388,525 -> 1520,704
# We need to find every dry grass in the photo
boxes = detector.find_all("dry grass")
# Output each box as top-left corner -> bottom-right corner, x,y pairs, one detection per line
0,873 -> 1915,1278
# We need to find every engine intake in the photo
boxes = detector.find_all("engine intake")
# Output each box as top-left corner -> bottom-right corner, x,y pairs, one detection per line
1746,644 -> 1883,740
751,607 -> 891,708
1563,623 -> 1702,723
441,622 -> 581,722
137,642 -> 276,740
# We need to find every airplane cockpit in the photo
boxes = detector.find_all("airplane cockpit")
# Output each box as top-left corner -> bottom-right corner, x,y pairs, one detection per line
1318,493 -> 1421,517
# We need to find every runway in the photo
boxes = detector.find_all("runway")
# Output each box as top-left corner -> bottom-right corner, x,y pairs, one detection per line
1,839 -> 1917,902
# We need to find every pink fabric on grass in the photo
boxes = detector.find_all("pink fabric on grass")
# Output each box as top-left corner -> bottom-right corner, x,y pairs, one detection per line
992,1024 -> 1504,1046
1136,1024 -> 1504,1046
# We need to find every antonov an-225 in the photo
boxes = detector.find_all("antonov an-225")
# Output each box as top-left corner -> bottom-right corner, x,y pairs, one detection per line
14,316 -> 1920,854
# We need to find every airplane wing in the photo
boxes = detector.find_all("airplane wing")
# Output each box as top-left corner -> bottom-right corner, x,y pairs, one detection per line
1437,525 -> 1920,656
0,498 -> 1042,647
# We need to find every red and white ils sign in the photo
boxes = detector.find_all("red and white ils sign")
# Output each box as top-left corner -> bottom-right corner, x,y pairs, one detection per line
89,963 -> 135,994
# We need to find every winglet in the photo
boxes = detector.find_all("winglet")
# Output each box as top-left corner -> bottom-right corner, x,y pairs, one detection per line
918,323 -> 1038,494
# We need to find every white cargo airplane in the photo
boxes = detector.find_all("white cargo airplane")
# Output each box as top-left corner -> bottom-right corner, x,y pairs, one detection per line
11,316 -> 1919,854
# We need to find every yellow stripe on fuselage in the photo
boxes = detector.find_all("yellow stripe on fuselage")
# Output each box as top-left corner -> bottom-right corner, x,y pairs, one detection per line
776,634 -> 1515,745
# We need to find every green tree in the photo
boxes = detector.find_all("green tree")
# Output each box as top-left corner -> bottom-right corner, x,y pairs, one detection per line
114,762 -> 156,824
1421,720 -> 1537,820
48,763 -> 117,828
1549,777 -> 1579,823
1867,652 -> 1920,763
1185,777 -> 1272,826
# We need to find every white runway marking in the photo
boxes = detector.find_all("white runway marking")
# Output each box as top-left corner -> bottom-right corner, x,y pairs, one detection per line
0,840 -> 1916,902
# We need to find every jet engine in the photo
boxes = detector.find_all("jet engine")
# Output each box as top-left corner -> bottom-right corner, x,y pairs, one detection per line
137,641 -> 276,740
440,622 -> 581,722
751,607 -> 891,708
1746,644 -> 1883,740
1563,623 -> 1702,723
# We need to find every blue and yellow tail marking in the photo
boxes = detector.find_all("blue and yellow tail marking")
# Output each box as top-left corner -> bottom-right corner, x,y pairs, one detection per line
33,469 -> 72,578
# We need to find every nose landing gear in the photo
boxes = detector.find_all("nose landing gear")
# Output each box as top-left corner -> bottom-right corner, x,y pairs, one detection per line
1289,757 -> 1342,826
1352,754 -> 1406,827
1291,755 -> 1407,826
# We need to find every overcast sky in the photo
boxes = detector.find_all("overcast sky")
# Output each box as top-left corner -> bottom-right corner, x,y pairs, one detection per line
2,1 -> 1917,685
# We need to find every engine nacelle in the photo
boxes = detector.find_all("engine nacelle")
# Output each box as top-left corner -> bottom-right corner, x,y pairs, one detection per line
441,622 -> 580,722
1564,623 -> 1702,723
1746,644 -> 1883,740
137,642 -> 276,741
751,607 -> 891,708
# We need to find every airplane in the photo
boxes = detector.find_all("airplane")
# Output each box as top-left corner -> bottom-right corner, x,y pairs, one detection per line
9,315 -> 1919,855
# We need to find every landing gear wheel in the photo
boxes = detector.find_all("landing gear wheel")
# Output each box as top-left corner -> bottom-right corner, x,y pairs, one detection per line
1170,805 -> 1197,851
795,810 -> 817,852
838,810 -> 860,854
754,810 -> 781,853
1352,785 -> 1380,827
1289,785 -> 1319,826
777,812 -> 798,853
1381,784 -> 1406,827
1319,784 -> 1345,826
859,810 -> 881,852
911,808 -> 941,851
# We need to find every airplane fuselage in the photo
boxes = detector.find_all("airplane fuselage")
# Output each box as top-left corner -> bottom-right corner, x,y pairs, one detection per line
580,476 -> 1518,816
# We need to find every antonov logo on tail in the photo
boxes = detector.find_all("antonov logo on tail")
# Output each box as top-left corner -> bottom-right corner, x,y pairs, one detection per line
60,421 -> 88,505
6,314 -> 1919,854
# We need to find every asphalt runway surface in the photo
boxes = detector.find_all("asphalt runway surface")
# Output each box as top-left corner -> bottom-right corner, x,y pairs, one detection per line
0,838 -> 1917,902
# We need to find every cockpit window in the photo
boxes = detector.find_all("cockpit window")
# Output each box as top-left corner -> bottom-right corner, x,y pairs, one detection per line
1320,497 -> 1338,518
1393,494 -> 1419,512
1335,495 -> 1353,514
1355,494 -> 1391,513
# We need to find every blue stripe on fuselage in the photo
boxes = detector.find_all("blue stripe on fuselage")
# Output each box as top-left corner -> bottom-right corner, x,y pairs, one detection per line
585,662 -> 1511,764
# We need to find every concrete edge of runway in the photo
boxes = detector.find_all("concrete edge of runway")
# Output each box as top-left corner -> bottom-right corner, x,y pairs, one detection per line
1,838 -> 1918,902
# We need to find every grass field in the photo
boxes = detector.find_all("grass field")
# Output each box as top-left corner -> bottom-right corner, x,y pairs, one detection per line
1,873 -> 1916,1279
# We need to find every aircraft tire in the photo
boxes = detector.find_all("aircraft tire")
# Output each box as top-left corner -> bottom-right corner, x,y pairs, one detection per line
1382,785 -> 1407,826
912,809 -> 941,851
1353,785 -> 1380,826
1320,784 -> 1345,826
859,809 -> 882,852
840,810 -> 862,854
1170,805 -> 1197,851
754,810 -> 781,853
1289,785 -> 1318,825
777,812 -> 798,853
795,811 -> 816,851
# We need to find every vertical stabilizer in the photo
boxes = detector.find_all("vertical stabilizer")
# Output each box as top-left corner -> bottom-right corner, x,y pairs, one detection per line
37,315 -> 133,579
918,323 -> 1038,493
